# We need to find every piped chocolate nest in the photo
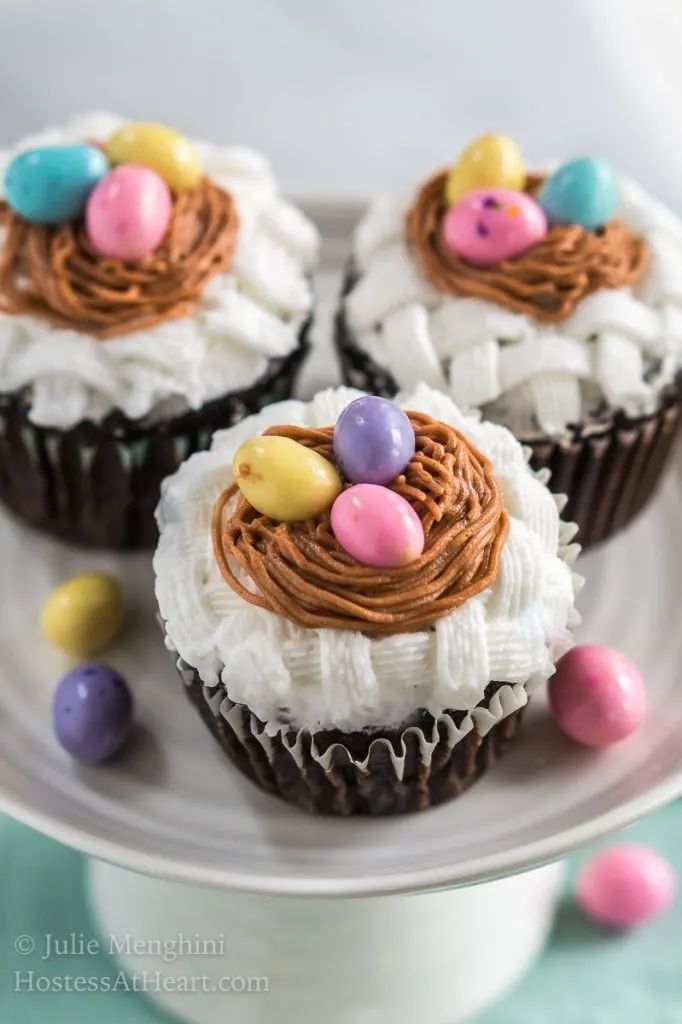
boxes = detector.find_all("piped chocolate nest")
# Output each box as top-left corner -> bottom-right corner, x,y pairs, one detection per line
406,170 -> 648,323
212,410 -> 509,635
0,178 -> 238,338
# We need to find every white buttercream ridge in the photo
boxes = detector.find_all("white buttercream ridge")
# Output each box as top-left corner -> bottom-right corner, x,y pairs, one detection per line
0,113 -> 320,430
347,175 -> 682,438
154,385 -> 580,737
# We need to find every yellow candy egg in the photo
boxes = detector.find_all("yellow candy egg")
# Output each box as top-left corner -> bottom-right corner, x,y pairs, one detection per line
444,133 -> 526,206
233,436 -> 343,522
106,123 -> 202,194
41,572 -> 124,657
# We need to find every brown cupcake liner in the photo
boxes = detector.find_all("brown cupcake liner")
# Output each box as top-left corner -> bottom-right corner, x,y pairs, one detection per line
172,652 -> 525,817
526,398 -> 682,549
0,318 -> 310,549
334,282 -> 682,550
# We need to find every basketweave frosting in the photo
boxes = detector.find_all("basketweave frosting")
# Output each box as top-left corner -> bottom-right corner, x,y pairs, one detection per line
154,385 -> 581,736
346,176 -> 682,438
0,113 -> 319,430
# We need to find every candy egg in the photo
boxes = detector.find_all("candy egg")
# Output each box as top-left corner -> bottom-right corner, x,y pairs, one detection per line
333,396 -> 416,486
331,484 -> 425,568
444,133 -> 526,207
577,845 -> 676,929
4,144 -> 109,224
41,572 -> 124,658
233,435 -> 342,522
86,165 -> 172,261
548,644 -> 646,747
442,187 -> 547,266
538,157 -> 618,230
53,663 -> 134,763
106,123 -> 202,194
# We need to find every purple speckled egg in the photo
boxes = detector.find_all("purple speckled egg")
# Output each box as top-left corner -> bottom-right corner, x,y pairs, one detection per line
53,663 -> 134,763
442,186 -> 547,266
86,164 -> 172,261
333,396 -> 416,486
331,484 -> 425,568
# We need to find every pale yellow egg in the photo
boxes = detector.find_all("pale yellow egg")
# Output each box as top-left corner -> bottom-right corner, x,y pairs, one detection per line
233,436 -> 343,522
106,123 -> 202,193
41,572 -> 124,657
444,133 -> 526,206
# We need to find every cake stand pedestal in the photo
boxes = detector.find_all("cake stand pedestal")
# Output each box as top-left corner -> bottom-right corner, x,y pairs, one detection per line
87,857 -> 564,1024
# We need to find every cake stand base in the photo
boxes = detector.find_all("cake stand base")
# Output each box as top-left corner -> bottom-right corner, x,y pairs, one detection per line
87,857 -> 564,1024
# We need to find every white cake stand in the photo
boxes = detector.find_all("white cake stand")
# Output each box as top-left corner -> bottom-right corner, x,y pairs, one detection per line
1,205 -> 681,1024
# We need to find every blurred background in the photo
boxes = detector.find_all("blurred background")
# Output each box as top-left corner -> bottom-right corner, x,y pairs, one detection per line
1,0 -> 682,202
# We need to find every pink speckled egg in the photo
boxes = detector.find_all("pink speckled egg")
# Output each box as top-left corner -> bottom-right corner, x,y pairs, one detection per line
548,644 -> 646,747
85,164 -> 172,261
577,844 -> 676,929
330,484 -> 425,568
442,186 -> 547,265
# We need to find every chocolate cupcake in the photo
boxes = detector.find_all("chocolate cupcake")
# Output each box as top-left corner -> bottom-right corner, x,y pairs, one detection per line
154,385 -> 581,816
0,113 -> 318,548
336,134 -> 682,548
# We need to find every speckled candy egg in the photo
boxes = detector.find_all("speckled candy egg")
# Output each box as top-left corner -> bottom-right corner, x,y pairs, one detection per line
106,123 -> 202,194
86,165 -> 172,261
442,187 -> 547,266
4,144 -> 109,224
41,572 -> 124,658
53,663 -> 134,763
331,484 -> 425,568
444,133 -> 526,207
538,157 -> 618,231
548,644 -> 646,747
333,396 -> 416,486
577,845 -> 676,929
233,435 -> 342,522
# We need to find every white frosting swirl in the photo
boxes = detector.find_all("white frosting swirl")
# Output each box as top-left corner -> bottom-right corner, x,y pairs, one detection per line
0,113 -> 320,429
346,177 -> 682,437
154,385 -> 581,736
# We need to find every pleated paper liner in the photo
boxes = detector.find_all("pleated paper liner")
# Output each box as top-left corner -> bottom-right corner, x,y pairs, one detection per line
173,652 -> 525,817
334,300 -> 682,550
0,320 -> 310,550
528,401 -> 681,549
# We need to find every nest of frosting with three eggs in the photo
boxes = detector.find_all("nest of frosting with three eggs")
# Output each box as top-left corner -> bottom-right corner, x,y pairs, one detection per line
212,399 -> 510,636
406,137 -> 649,323
0,123 -> 239,338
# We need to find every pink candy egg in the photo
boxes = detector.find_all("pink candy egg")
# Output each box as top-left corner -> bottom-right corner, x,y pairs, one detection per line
331,484 -> 425,568
548,644 -> 646,747
577,844 -> 676,929
85,164 -> 172,261
442,186 -> 547,265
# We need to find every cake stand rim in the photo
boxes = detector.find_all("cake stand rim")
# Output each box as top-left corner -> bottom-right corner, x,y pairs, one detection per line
1,769 -> 680,897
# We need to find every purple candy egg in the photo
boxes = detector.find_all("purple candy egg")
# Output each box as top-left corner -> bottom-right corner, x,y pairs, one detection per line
333,396 -> 416,486
53,663 -> 134,763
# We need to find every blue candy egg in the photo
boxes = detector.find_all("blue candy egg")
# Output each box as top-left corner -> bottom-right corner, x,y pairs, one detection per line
538,157 -> 619,231
5,144 -> 109,224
